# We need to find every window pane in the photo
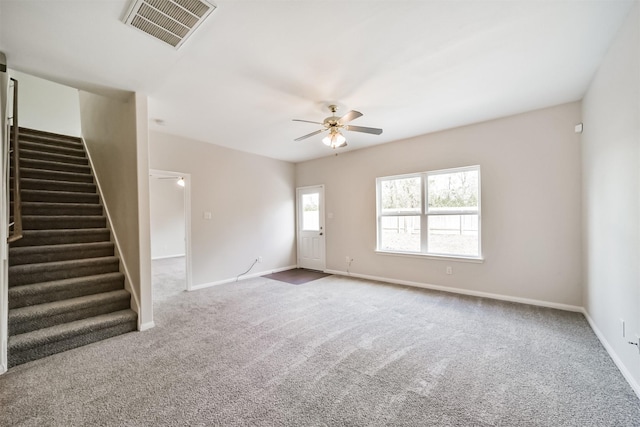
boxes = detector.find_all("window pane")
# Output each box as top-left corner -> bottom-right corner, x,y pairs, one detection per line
380,216 -> 421,252
428,170 -> 478,212
381,177 -> 421,213
302,193 -> 319,231
427,215 -> 479,256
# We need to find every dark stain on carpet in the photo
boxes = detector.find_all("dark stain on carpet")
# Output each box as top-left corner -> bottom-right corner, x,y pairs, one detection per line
262,268 -> 331,285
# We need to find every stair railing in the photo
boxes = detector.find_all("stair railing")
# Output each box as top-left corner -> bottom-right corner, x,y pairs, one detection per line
7,77 -> 22,243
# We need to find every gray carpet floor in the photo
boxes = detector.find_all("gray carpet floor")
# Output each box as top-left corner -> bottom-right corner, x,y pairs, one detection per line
152,256 -> 186,302
1,275 -> 639,426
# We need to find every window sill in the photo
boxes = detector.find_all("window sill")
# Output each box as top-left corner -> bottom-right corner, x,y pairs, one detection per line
375,250 -> 484,263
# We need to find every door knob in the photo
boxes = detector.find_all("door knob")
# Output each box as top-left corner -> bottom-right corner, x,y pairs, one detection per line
319,232 -> 324,236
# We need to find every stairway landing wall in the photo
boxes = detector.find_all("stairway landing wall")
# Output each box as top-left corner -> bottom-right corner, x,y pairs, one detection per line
78,91 -> 152,330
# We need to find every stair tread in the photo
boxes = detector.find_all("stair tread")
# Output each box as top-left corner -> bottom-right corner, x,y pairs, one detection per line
22,215 -> 107,231
22,189 -> 97,197
20,141 -> 85,156
20,189 -> 99,203
10,272 -> 124,295
19,177 -> 96,193
23,201 -> 101,206
9,255 -> 119,272
20,158 -> 91,173
17,228 -> 109,237
20,148 -> 88,165
22,201 -> 102,209
18,127 -> 83,144
19,138 -> 82,147
9,256 -> 119,287
21,166 -> 92,177
23,214 -> 105,219
15,228 -> 109,237
10,228 -> 110,248
10,289 -> 130,320
10,241 -> 113,254
8,309 -> 136,351
21,168 -> 94,184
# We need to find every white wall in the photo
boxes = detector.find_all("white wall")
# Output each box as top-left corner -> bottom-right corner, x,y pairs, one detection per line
149,131 -> 296,287
149,176 -> 185,259
79,90 -> 153,330
8,70 -> 81,136
296,102 -> 583,308
582,4 -> 639,396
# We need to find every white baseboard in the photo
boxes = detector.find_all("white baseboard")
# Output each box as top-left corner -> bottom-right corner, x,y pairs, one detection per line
151,254 -> 185,261
325,269 -> 583,312
189,265 -> 298,292
139,321 -> 156,331
581,309 -> 640,400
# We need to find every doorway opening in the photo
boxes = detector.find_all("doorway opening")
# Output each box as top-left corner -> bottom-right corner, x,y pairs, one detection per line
149,170 -> 192,304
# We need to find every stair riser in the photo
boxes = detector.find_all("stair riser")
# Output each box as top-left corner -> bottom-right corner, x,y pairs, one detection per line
20,149 -> 88,166
21,158 -> 91,174
23,216 -> 106,230
8,320 -> 136,368
9,260 -> 120,287
9,297 -> 130,335
21,168 -> 93,183
9,245 -> 114,266
20,141 -> 85,158
18,178 -> 97,194
10,230 -> 110,247
9,275 -> 125,309
20,190 -> 100,204
22,204 -> 103,216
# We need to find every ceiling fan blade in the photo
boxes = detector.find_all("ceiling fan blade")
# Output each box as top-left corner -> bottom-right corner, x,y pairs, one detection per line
338,110 -> 363,124
345,125 -> 383,135
294,129 -> 325,141
293,119 -> 324,125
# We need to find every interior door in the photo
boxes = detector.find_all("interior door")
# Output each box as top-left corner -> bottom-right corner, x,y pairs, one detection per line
297,185 -> 325,271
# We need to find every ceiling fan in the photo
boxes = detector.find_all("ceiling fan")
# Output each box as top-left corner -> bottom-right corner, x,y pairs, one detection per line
293,105 -> 383,149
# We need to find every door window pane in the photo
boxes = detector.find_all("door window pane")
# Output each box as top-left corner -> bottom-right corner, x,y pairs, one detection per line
380,216 -> 421,252
427,215 -> 478,256
302,193 -> 320,231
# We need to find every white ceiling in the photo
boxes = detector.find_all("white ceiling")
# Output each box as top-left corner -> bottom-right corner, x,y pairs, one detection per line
0,0 -> 635,162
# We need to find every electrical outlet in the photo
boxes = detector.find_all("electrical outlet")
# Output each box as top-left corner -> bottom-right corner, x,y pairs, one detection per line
257,256 -> 262,263
446,266 -> 452,275
620,318 -> 626,338
346,256 -> 351,263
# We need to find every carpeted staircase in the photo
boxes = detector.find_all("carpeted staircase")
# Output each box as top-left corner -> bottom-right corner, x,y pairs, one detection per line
8,127 -> 137,367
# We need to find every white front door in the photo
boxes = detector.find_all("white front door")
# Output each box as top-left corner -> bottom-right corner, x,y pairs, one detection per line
296,185 -> 325,271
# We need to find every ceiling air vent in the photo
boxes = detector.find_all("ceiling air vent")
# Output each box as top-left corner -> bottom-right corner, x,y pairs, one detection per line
123,0 -> 216,49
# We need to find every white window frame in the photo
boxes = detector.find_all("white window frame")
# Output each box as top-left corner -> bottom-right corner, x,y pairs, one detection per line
376,165 -> 482,261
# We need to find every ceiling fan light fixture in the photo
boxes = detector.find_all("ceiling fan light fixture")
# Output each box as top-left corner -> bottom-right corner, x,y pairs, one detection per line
293,104 -> 381,148
322,131 -> 346,149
